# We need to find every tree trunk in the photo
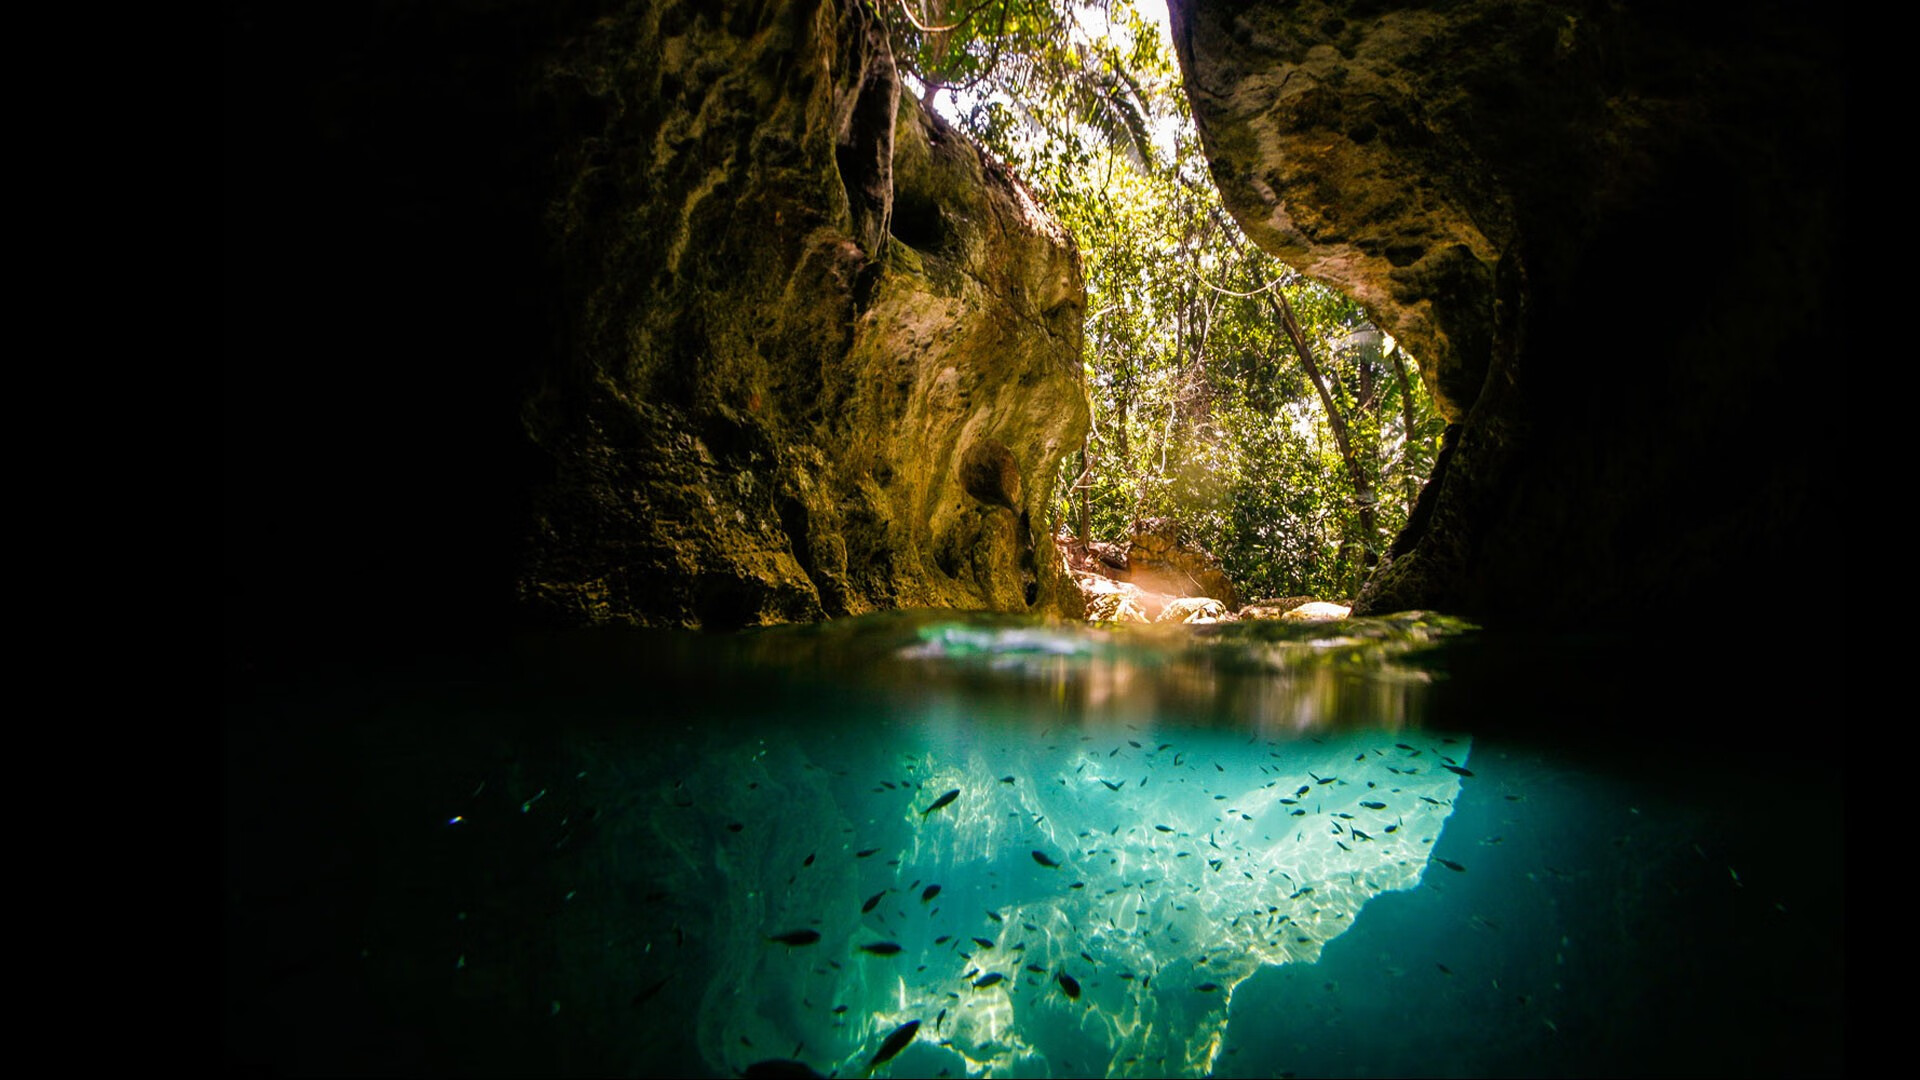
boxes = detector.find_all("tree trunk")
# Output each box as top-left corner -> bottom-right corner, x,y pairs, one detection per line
1077,439 -> 1090,545
1265,289 -> 1378,573
1386,344 -> 1420,511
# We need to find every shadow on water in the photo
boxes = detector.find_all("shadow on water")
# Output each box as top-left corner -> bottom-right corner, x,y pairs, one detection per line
222,612 -> 1842,1077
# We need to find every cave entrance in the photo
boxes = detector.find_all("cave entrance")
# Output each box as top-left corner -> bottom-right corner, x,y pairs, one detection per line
1052,305 -> 1441,620
888,0 -> 1443,619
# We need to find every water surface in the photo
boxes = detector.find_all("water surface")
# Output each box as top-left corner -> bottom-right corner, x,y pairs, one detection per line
222,612 -> 1843,1077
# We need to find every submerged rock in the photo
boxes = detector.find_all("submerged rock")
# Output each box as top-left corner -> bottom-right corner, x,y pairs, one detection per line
519,0 -> 1088,629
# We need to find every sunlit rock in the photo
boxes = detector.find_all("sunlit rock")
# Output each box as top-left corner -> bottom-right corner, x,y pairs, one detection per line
1158,597 -> 1231,624
1281,601 -> 1352,621
519,0 -> 1089,629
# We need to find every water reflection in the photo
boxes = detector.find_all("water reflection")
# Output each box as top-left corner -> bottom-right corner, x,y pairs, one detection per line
722,610 -> 1474,736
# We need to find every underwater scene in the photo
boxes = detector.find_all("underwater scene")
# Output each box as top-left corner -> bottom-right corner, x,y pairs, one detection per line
222,613 -> 1844,1077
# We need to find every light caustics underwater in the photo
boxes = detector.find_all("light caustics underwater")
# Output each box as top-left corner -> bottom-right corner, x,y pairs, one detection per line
582,615 -> 1473,1078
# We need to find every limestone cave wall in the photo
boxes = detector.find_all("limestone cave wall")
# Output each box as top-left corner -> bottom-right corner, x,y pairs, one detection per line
1168,0 -> 1843,622
521,0 -> 1088,628
225,0 -> 1088,642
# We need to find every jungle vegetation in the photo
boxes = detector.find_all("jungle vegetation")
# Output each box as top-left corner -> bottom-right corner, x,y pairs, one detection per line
881,0 -> 1442,601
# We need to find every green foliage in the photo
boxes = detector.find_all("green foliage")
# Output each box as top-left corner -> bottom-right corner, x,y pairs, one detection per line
883,0 -> 1442,602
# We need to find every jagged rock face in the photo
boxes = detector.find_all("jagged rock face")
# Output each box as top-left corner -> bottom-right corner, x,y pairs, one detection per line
1169,0 -> 1841,622
521,0 -> 1088,628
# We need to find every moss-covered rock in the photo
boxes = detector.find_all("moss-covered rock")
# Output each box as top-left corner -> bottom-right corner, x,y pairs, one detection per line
1169,0 -> 1841,624
520,0 -> 1089,628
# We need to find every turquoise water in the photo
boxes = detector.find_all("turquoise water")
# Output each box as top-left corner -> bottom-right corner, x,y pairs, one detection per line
222,612 -> 1843,1077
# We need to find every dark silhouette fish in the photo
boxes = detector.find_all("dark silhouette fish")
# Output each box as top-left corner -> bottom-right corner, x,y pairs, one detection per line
768,929 -> 821,946
986,910 -> 1003,923
921,884 -> 942,903
934,935 -> 951,944
1154,825 -> 1173,833
1032,850 -> 1061,868
999,775 -> 1016,784
862,891 -> 887,914
632,975 -> 671,1006
922,789 -> 960,815
868,1020 -> 920,1070
1360,801 -> 1386,810
856,848 -> 880,858
832,1004 -> 849,1014
971,937 -> 995,949
802,853 -> 815,867
1443,764 -> 1474,777
1058,971 -> 1081,999
1437,858 -> 1466,872
858,942 -> 903,956
1195,982 -> 1221,992
972,972 -> 1005,988
1100,779 -> 1124,791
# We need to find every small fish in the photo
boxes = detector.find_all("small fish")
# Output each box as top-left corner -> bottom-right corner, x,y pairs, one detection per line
862,891 -> 887,914
922,789 -> 961,815
767,929 -> 821,946
1129,740 -> 1142,748
1195,982 -> 1221,992
1026,964 -> 1046,974
856,848 -> 880,858
935,1007 -> 947,1029
1154,825 -> 1174,833
832,1004 -> 849,1014
1396,743 -> 1414,751
881,781 -> 897,790
1437,858 -> 1466,872
868,1020 -> 921,1070
934,935 -> 951,944
986,910 -> 1004,923
859,942 -> 903,956
728,822 -> 745,832
1436,963 -> 1453,976
1058,971 -> 1081,999
1317,776 -> 1337,786
1295,785 -> 1310,797
999,775 -> 1016,784
1100,779 -> 1124,791
1351,828 -> 1372,841
1032,850 -> 1061,868
972,972 -> 1005,988
1443,764 -> 1474,777
1336,840 -> 1352,852
1360,801 -> 1386,810
632,975 -> 671,1006
922,884 -> 942,903
1069,881 -> 1085,889
971,937 -> 995,949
